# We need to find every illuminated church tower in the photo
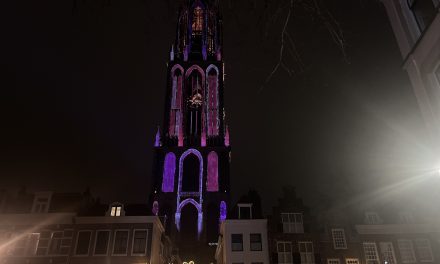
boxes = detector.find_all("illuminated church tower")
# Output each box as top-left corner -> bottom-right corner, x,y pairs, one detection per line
150,0 -> 230,260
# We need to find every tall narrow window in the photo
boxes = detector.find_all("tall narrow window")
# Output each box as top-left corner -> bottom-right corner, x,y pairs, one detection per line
186,71 -> 204,137
363,242 -> 379,264
192,7 -> 203,34
113,230 -> 129,255
110,205 -> 122,216
170,68 -> 183,137
380,242 -> 397,264
277,241 -> 292,264
207,67 -> 219,136
75,231 -> 91,256
162,152 -> 176,192
250,233 -> 262,251
231,234 -> 243,251
207,151 -> 218,191
94,230 -> 110,255
299,242 -> 314,264
48,231 -> 63,255
415,239 -> 433,262
332,229 -> 347,249
132,230 -> 148,255
398,239 -> 416,263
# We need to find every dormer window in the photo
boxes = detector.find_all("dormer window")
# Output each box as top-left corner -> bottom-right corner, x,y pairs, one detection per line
192,6 -> 203,35
238,203 -> 252,219
31,192 -> 52,213
365,212 -> 382,224
399,211 -> 415,224
111,206 -> 121,216
107,202 -> 125,217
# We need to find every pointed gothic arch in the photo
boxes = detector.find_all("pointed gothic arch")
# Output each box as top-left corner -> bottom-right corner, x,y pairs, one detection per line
178,148 -> 204,195
206,64 -> 219,136
169,64 -> 185,137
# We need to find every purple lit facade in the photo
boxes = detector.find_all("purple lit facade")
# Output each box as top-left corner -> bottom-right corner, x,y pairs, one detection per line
150,0 -> 230,260
162,152 -> 176,192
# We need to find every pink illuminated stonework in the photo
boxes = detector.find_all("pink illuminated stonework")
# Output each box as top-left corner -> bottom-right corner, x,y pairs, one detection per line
207,151 -> 218,192
162,152 -> 176,192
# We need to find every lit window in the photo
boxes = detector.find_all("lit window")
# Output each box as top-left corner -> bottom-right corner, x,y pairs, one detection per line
94,230 -> 110,255
331,229 -> 347,249
328,259 -> 341,264
365,212 -> 382,224
250,233 -> 262,251
231,234 -> 243,251
398,239 -> 416,263
379,242 -> 397,264
299,242 -> 314,264
132,230 -> 148,255
281,212 -> 304,233
415,239 -> 433,262
363,242 -> 379,264
113,230 -> 129,255
75,231 -> 91,256
277,241 -> 292,264
111,206 -> 122,217
346,258 -> 360,264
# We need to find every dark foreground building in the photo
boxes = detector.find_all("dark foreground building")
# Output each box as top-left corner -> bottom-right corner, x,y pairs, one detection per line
0,190 -> 180,264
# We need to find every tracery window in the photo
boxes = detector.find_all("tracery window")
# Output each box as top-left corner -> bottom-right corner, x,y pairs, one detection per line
192,7 -> 203,35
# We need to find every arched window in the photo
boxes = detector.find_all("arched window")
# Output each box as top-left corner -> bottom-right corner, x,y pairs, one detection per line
182,153 -> 200,192
186,70 -> 204,136
192,6 -> 203,35
169,66 -> 183,137
207,151 -> 218,192
162,152 -> 176,192
207,66 -> 219,136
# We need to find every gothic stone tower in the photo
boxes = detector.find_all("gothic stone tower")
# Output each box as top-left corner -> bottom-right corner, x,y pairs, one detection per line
150,0 -> 230,260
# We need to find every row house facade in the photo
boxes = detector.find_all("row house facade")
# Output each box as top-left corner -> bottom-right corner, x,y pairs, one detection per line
0,190 -> 180,264
266,187 -> 440,264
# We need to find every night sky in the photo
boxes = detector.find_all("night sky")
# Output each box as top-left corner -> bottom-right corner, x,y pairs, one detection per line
1,0 -> 434,212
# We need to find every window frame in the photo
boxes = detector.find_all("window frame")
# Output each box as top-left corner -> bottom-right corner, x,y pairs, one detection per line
93,230 -> 111,256
250,233 -> 262,251
277,241 -> 293,264
112,229 -> 130,256
299,241 -> 315,264
363,242 -> 380,264
415,238 -> 434,262
379,242 -> 397,264
131,229 -> 149,256
398,239 -> 417,263
331,228 -> 347,249
231,233 -> 243,252
74,230 -> 92,256
281,212 -> 304,233
48,231 -> 64,256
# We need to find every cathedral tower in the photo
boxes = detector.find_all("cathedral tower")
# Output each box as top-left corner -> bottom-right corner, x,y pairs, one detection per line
150,0 -> 230,260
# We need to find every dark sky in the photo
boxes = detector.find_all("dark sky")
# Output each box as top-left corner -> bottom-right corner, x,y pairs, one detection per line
1,0 -> 434,212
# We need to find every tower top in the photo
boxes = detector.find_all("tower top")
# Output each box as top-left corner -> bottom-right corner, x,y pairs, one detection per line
172,0 -> 223,62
